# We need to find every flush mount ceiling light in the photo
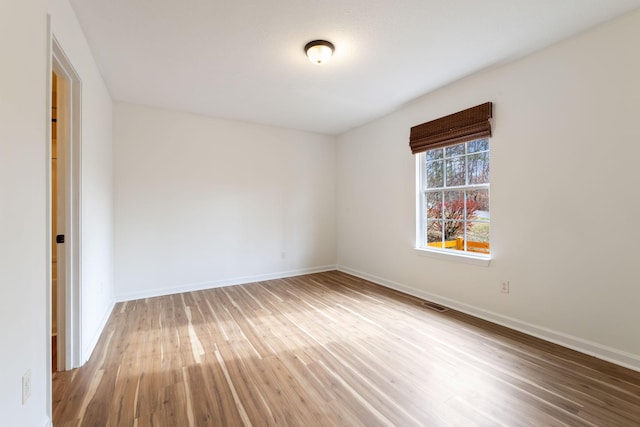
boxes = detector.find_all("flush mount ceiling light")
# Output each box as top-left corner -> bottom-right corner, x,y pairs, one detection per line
304,40 -> 335,65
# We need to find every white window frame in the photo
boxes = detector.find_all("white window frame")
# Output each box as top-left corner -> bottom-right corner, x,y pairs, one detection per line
414,139 -> 491,266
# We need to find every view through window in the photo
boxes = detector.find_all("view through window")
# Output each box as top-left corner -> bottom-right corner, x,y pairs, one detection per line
418,138 -> 490,255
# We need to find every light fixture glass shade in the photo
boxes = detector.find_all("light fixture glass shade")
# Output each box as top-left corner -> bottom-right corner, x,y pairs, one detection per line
305,40 -> 334,65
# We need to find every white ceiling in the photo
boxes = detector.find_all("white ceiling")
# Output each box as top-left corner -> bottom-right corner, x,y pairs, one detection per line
69,0 -> 640,135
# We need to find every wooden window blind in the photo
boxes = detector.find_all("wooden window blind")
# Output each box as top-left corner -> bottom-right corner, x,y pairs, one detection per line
409,102 -> 493,154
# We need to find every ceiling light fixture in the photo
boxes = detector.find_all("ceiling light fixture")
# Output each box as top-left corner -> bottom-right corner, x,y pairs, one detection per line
304,40 -> 335,65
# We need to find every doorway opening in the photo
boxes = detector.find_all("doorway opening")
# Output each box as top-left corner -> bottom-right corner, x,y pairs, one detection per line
51,71 -> 59,372
50,36 -> 82,374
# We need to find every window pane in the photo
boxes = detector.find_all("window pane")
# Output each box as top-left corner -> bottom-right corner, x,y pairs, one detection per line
425,148 -> 443,161
467,222 -> 490,242
426,220 -> 443,245
467,222 -> 490,254
467,138 -> 489,153
467,189 -> 489,218
426,160 -> 443,188
445,143 -> 465,158
443,191 -> 465,225
426,192 -> 443,220
446,156 -> 465,186
467,152 -> 490,185
443,221 -> 464,249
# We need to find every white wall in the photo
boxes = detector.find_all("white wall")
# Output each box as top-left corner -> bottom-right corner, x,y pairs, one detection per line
51,0 -> 115,363
0,2 -> 50,426
114,103 -> 336,300
337,9 -> 640,370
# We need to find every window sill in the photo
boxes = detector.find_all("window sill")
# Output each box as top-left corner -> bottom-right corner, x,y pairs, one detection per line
413,247 -> 491,267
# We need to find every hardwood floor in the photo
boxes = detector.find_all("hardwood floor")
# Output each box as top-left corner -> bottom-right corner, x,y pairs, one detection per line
52,271 -> 640,426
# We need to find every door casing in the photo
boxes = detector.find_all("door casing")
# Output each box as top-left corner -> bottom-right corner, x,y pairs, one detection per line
47,29 -> 83,420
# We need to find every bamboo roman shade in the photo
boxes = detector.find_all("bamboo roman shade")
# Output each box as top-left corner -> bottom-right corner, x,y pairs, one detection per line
409,102 -> 493,154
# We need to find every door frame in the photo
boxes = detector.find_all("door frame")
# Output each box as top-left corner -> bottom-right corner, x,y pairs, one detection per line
49,33 -> 83,372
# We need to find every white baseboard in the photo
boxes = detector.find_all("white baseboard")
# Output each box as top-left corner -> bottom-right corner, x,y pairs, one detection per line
82,299 -> 116,365
115,265 -> 338,302
43,416 -> 52,427
337,265 -> 640,372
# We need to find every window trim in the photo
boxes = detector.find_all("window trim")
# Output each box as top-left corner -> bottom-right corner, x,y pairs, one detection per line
415,144 -> 491,265
413,246 -> 491,266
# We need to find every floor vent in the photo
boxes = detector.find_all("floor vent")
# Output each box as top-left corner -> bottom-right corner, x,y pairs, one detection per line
420,301 -> 448,312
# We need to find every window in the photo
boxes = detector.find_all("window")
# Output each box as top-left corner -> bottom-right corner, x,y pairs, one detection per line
409,102 -> 493,259
417,138 -> 490,256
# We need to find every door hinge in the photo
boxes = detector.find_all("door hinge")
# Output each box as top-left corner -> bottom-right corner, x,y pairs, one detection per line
56,234 -> 65,244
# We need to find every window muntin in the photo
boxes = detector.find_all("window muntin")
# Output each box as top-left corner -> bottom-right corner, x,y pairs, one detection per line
418,138 -> 490,256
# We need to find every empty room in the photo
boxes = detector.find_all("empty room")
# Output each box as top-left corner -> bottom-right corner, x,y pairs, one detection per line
2,0 -> 640,426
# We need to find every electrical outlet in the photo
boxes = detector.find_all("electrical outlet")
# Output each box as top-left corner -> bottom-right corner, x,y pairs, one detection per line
22,370 -> 32,404
501,280 -> 510,294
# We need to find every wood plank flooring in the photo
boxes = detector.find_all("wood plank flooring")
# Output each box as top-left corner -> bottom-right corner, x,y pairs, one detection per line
52,271 -> 640,426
